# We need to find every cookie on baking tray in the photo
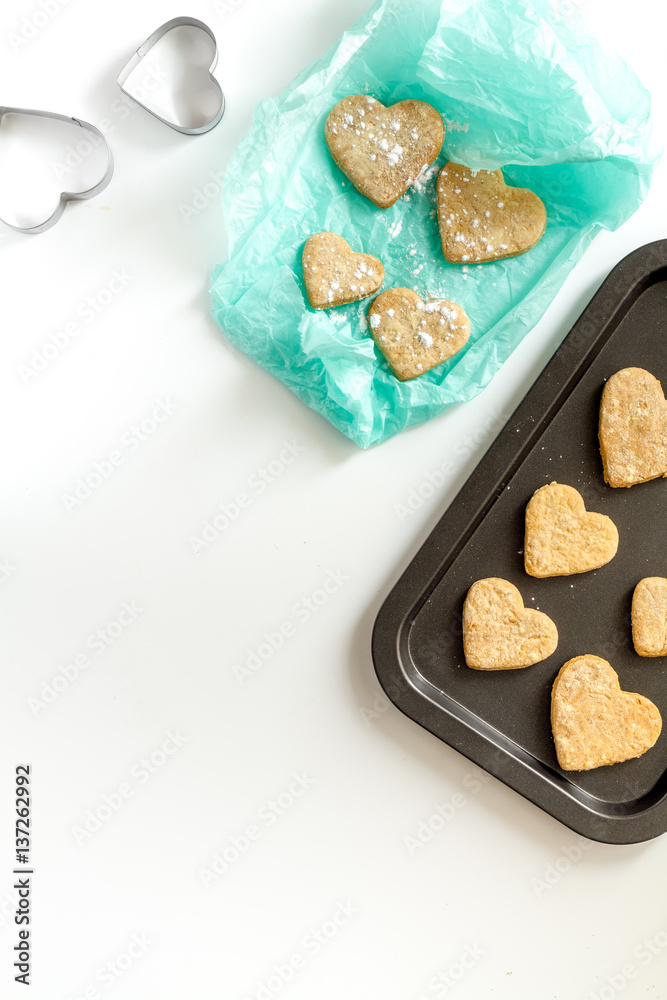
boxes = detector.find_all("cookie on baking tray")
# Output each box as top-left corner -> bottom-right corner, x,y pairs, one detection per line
436,162 -> 546,264
551,654 -> 662,771
462,577 -> 558,670
325,95 -> 444,209
524,482 -> 618,578
302,232 -> 384,309
367,287 -> 470,381
632,577 -> 667,657
599,367 -> 667,488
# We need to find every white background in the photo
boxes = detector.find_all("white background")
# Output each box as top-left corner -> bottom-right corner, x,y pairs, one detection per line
1,0 -> 666,998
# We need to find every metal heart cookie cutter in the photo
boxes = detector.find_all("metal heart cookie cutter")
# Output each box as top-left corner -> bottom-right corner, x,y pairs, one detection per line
0,107 -> 113,234
117,17 -> 225,134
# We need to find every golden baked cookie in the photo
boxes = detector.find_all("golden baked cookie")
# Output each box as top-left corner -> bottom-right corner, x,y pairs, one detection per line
599,367 -> 667,487
436,162 -> 546,263
524,482 -> 618,578
632,577 -> 667,657
302,232 -> 384,309
324,95 -> 444,209
367,287 -> 470,382
551,654 -> 662,771
462,577 -> 558,670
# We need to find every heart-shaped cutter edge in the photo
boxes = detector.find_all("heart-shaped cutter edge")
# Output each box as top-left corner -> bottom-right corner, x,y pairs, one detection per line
117,17 -> 226,135
0,107 -> 114,235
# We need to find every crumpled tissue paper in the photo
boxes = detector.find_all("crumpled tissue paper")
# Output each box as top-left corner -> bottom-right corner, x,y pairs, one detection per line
211,0 -> 657,447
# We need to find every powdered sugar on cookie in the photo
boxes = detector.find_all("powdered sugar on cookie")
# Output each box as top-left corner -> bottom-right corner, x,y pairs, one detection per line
325,96 -> 445,209
437,162 -> 546,264
302,232 -> 384,310
367,287 -> 470,381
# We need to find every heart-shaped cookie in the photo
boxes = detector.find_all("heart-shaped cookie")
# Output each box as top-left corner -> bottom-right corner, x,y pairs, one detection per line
324,96 -> 444,209
524,483 -> 618,578
302,232 -> 384,309
599,367 -> 667,487
632,577 -> 667,657
437,162 -> 547,263
463,578 -> 558,670
367,288 -> 470,382
551,655 -> 662,770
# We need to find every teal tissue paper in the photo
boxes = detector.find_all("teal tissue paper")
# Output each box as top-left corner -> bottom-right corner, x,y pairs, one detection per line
211,0 -> 657,447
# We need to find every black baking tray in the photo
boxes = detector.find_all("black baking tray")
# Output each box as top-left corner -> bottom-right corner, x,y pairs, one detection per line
372,240 -> 667,845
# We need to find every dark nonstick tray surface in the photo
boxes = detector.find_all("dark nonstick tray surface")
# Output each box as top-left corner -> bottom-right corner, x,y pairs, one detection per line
372,240 -> 667,844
